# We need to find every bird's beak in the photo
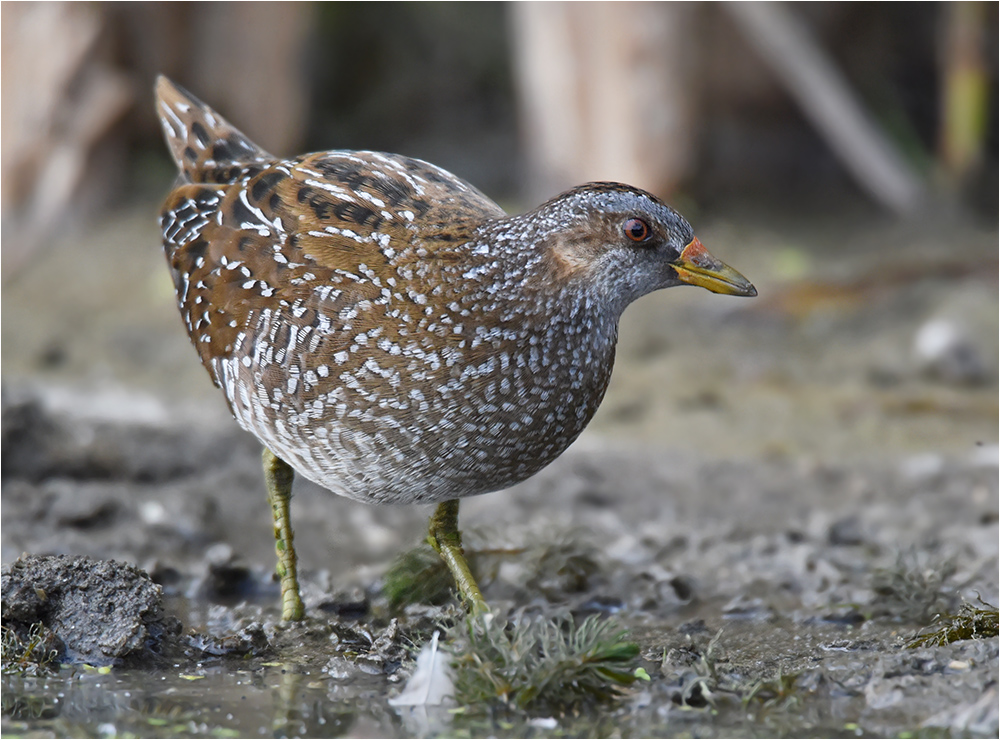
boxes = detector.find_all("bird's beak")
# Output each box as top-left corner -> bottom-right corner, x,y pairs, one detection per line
671,237 -> 757,297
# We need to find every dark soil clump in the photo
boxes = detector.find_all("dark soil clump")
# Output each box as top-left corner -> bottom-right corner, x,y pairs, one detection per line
1,554 -> 181,666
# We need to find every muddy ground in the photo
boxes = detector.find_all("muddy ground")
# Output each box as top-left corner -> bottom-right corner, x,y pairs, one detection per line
2,204 -> 998,738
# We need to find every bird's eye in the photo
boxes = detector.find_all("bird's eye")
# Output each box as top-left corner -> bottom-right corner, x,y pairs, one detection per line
623,218 -> 650,242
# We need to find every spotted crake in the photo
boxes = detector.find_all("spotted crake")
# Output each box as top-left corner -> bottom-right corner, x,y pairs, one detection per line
156,75 -> 756,620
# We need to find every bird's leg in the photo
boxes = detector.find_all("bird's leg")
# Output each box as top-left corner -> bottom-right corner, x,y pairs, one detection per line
427,499 -> 488,615
262,447 -> 305,621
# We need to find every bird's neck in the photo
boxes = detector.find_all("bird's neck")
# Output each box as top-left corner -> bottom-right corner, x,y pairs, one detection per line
434,230 -> 620,429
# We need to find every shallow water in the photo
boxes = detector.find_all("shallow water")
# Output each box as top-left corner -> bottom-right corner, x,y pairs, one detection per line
5,613 -> 995,738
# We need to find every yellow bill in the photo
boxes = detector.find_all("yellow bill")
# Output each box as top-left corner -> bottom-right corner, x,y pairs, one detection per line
672,237 -> 756,297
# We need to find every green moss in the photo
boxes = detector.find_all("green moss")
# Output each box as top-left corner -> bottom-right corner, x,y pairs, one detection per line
382,529 -> 603,611
1,623 -> 60,675
520,537 -> 602,599
661,629 -> 814,717
448,612 -> 643,713
907,597 -> 999,648
742,668 -> 803,712
382,544 -> 457,610
661,628 -> 726,710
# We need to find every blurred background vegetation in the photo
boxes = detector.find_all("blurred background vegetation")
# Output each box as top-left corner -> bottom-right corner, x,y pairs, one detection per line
2,1 -> 996,276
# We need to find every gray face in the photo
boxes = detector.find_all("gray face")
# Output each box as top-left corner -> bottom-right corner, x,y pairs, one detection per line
485,183 -> 698,319
512,182 -> 755,316
547,182 -> 697,255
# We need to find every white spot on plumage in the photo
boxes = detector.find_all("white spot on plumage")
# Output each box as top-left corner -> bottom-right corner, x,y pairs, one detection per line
356,190 -> 386,208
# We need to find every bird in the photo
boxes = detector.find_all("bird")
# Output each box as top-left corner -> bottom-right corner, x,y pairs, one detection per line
154,76 -> 756,621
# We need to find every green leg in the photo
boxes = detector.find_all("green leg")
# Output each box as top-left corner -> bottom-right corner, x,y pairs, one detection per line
427,499 -> 488,615
262,447 -> 305,621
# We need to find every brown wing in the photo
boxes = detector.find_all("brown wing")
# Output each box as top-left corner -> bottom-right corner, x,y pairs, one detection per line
161,149 -> 506,392
156,74 -> 509,420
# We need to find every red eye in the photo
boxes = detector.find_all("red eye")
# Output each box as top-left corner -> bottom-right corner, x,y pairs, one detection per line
623,218 -> 650,242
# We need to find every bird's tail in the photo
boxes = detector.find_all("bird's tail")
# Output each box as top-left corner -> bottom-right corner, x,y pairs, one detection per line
154,75 -> 274,184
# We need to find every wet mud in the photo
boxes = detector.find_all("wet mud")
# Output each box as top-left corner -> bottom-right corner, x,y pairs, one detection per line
2,208 -> 997,737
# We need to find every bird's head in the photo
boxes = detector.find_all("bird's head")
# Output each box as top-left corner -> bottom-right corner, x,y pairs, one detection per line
528,183 -> 756,314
